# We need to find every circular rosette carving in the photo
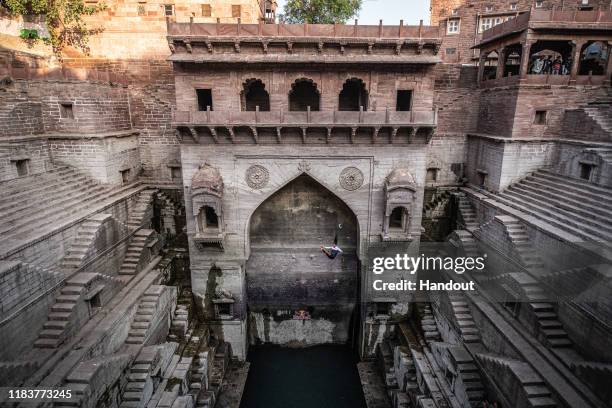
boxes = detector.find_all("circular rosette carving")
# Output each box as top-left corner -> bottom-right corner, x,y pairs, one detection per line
339,167 -> 364,191
245,165 -> 269,189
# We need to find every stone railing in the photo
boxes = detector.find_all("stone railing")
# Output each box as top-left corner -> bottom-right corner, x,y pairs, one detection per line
481,9 -> 612,42
172,109 -> 438,127
167,21 -> 440,39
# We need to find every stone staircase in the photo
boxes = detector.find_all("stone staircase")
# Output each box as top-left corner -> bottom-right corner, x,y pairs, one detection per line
55,354 -> 132,407
127,189 -> 157,230
499,216 -> 548,274
194,339 -> 232,408
35,272 -> 123,349
118,342 -> 178,408
458,194 -> 479,230
430,343 -> 485,404
482,170 -> 612,243
125,285 -> 166,345
480,271 -> 573,349
0,165 -> 143,252
529,301 -> 573,349
118,229 -> 155,276
475,353 -> 558,408
449,295 -> 481,344
583,104 -> 612,134
59,214 -> 112,271
420,304 -> 441,343
454,229 -> 481,258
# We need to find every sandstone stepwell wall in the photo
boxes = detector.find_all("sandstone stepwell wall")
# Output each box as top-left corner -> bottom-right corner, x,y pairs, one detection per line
1,48 -> 178,181
0,194 -> 141,359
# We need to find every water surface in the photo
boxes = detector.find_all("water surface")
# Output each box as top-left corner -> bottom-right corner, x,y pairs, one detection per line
240,344 -> 367,408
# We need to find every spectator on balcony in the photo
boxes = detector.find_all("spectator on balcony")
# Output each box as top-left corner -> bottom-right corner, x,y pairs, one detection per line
562,57 -> 572,75
530,56 -> 544,74
542,56 -> 553,74
552,57 -> 562,75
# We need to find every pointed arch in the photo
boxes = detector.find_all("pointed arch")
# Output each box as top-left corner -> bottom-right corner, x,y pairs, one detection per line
339,77 -> 368,111
288,78 -> 320,111
241,78 -> 270,111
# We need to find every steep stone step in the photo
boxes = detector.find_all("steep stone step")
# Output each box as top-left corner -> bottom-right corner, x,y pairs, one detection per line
0,176 -> 99,219
482,191 -> 611,243
536,171 -> 612,197
0,173 -> 94,212
0,167 -> 76,198
500,191 -> 612,237
34,338 -> 61,348
52,303 -> 75,313
518,180 -> 612,215
548,338 -> 572,348
39,329 -> 63,339
0,184 -> 116,236
44,320 -> 69,330
505,187 -> 612,227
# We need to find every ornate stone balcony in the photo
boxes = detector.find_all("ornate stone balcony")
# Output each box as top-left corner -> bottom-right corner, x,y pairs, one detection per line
481,9 -> 612,44
166,21 -> 442,64
173,109 -> 437,145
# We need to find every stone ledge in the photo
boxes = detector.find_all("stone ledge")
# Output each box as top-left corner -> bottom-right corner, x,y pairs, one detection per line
46,129 -> 140,140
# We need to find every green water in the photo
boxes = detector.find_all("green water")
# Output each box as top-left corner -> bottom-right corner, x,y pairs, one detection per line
239,344 -> 367,408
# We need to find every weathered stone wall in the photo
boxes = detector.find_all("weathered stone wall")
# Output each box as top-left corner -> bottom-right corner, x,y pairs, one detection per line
0,138 -> 52,182
560,108 -> 611,142
0,260 -> 62,319
49,133 -> 141,184
553,141 -> 612,187
0,79 -> 132,136
477,87 -> 519,137
246,175 -> 359,346
181,143 -> 428,358
434,64 -> 480,135
515,86 -> 610,139
466,135 -> 556,192
3,192 -> 138,268
173,64 -> 436,113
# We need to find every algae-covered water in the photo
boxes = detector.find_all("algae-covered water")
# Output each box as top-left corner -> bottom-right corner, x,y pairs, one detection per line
239,344 -> 367,408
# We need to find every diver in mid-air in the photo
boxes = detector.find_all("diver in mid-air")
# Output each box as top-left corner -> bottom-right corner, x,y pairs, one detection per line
320,233 -> 343,259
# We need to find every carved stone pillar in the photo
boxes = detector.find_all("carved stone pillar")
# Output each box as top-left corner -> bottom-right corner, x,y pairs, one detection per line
520,41 -> 533,79
605,41 -> 612,85
477,53 -> 486,83
496,47 -> 506,79
570,40 -> 585,81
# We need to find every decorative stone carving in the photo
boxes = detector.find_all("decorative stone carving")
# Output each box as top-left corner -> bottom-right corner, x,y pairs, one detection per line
191,163 -> 225,249
245,165 -> 269,189
339,167 -> 364,191
382,168 -> 416,241
298,160 -> 311,173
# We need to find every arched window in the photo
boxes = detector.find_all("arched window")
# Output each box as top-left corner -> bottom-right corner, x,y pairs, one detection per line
204,206 -> 218,228
503,44 -> 522,77
339,78 -> 368,111
289,78 -> 320,111
242,79 -> 270,111
389,207 -> 407,230
528,41 -> 572,75
198,205 -> 219,231
579,41 -> 608,76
